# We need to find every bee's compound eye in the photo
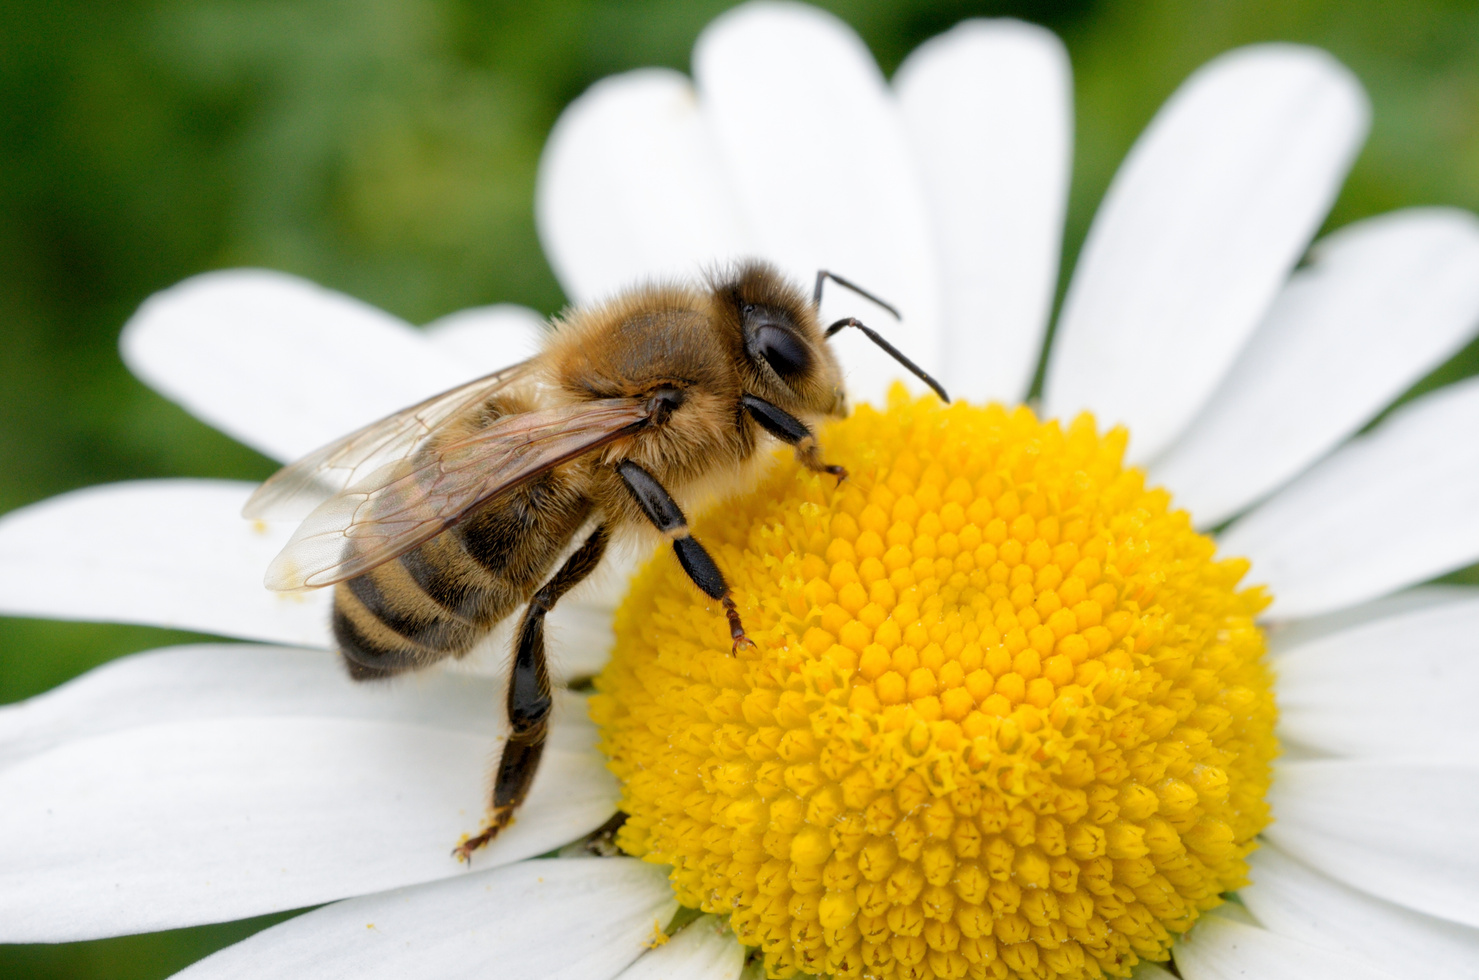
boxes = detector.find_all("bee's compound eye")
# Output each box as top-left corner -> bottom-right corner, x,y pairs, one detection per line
754,324 -> 810,379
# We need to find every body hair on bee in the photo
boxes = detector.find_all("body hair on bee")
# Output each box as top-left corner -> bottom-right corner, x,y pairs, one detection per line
244,261 -> 948,860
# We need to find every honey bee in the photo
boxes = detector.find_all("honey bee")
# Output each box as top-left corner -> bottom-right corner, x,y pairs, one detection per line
244,262 -> 948,860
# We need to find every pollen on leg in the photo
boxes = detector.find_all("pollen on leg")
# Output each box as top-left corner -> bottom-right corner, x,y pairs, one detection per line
591,391 -> 1276,980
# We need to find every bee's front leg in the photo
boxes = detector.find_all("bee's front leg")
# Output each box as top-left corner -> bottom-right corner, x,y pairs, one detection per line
741,394 -> 846,483
616,461 -> 754,653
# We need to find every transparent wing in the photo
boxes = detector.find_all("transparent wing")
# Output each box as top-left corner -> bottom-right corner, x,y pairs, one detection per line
242,361 -> 534,521
264,398 -> 651,591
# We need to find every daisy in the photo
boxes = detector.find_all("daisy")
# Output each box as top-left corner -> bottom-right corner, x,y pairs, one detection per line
4,2 -> 1479,979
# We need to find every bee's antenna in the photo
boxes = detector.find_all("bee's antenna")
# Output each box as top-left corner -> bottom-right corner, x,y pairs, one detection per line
813,270 -> 945,402
825,317 -> 950,403
813,269 -> 901,320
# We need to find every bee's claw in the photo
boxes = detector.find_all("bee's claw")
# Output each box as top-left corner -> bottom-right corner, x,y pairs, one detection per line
721,596 -> 754,656
825,464 -> 848,487
452,810 -> 514,864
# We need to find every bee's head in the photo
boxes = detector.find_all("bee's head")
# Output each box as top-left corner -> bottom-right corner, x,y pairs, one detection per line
715,262 -> 948,416
716,262 -> 847,418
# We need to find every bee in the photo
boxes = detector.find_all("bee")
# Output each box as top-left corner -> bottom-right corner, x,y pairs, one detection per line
244,262 -> 948,861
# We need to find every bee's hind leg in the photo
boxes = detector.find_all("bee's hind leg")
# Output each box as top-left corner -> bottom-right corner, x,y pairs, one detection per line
453,523 -> 611,863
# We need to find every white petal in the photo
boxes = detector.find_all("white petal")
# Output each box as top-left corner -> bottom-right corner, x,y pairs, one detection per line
1220,377 -> 1479,619
0,480 -> 630,681
1273,593 -> 1479,760
547,541 -> 648,678
894,19 -> 1072,404
1044,45 -> 1369,460
545,600 -> 618,678
536,68 -> 753,304
121,269 -> 470,463
1264,584 -> 1475,654
617,917 -> 745,980
1208,902 -> 1260,928
1173,913 -> 1398,980
1265,759 -> 1479,929
1153,208 -> 1479,525
1244,844 -> 1479,979
0,480 -> 332,647
0,643 -> 597,769
423,303 -> 548,367
173,858 -> 676,980
0,706 -> 616,940
694,2 -> 943,405
1130,964 -> 1178,980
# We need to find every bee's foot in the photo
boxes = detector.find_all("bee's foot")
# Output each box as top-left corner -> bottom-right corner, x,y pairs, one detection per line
452,810 -> 513,863
798,441 -> 846,487
721,596 -> 753,656
583,811 -> 629,856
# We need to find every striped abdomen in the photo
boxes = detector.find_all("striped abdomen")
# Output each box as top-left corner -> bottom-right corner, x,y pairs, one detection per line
332,469 -> 593,680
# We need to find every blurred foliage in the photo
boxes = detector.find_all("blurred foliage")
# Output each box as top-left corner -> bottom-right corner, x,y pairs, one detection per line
1,0 -> 1476,975
0,911 -> 299,980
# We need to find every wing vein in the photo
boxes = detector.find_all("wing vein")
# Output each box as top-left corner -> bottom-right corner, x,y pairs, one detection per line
261,397 -> 651,591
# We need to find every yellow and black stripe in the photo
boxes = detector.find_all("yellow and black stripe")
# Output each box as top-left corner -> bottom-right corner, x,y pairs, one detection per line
332,471 -> 593,680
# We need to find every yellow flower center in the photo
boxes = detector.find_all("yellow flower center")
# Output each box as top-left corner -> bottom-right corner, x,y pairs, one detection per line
591,393 -> 1276,980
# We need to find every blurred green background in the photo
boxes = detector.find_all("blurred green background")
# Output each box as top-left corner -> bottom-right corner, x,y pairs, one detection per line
1,0 -> 1476,976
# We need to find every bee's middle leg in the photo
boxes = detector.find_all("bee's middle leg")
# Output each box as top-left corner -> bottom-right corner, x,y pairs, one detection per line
616,460 -> 754,653
453,522 -> 611,863
741,394 -> 846,482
